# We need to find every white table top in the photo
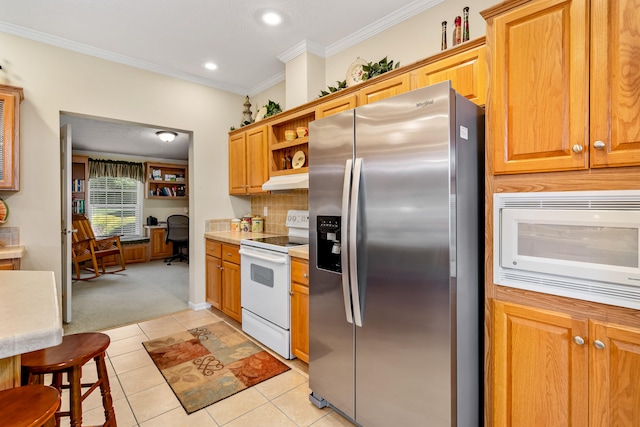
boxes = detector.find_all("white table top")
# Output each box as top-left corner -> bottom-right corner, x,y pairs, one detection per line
0,271 -> 63,358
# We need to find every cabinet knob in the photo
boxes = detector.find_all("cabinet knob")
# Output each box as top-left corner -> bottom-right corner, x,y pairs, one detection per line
303,273 -> 308,278
572,144 -> 583,153
593,140 -> 606,149
290,292 -> 294,296
573,336 -> 585,345
593,340 -> 605,350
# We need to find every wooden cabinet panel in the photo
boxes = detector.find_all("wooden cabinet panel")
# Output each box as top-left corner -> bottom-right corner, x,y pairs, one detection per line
415,44 -> 486,106
492,300 -> 588,427
291,281 -> 309,363
123,244 -> 147,264
487,0 -> 589,174
149,228 -> 172,260
358,73 -> 411,105
589,321 -> 640,426
0,85 -> 23,191
0,259 -> 19,270
222,260 -> 242,322
245,125 -> 269,194
229,132 -> 247,194
291,258 -> 309,286
228,126 -> 269,195
315,94 -> 357,119
206,251 -> 222,310
145,162 -> 188,199
590,0 -> 640,168
221,244 -> 240,264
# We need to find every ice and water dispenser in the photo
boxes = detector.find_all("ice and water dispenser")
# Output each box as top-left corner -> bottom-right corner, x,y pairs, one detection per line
316,216 -> 342,273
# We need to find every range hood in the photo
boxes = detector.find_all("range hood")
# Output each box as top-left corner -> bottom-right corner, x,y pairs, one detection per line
262,173 -> 308,191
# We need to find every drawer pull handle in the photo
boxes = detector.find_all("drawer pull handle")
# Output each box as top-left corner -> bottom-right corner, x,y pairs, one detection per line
593,340 -> 605,350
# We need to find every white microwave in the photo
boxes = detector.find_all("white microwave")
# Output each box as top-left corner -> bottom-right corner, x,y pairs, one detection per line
494,190 -> 640,310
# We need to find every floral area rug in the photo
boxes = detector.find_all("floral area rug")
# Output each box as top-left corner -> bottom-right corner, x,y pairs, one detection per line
142,321 -> 290,414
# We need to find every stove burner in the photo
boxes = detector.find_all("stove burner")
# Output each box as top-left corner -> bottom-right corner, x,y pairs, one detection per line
248,236 -> 308,248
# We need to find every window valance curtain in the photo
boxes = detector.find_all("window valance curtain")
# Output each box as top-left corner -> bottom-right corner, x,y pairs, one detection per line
89,159 -> 145,183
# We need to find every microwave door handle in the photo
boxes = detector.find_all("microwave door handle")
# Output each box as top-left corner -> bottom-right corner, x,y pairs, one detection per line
350,157 -> 363,327
341,158 -> 354,325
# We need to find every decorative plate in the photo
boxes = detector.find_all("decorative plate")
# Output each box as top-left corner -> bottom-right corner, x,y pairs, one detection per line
292,151 -> 306,169
0,198 -> 7,224
255,106 -> 267,122
346,57 -> 368,87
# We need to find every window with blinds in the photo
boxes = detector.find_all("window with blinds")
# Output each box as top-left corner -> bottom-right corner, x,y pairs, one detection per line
88,176 -> 143,238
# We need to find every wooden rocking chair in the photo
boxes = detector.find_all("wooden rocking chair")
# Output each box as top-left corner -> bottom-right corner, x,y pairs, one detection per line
72,213 -> 126,280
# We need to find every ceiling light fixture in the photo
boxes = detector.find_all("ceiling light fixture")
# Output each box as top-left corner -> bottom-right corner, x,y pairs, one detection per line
261,11 -> 282,26
156,131 -> 178,143
204,62 -> 218,70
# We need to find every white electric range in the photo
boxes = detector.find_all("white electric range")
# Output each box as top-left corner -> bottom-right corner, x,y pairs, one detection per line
239,210 -> 309,359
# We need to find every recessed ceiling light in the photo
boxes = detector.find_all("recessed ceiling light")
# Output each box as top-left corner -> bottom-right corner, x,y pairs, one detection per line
204,62 -> 218,70
261,11 -> 282,26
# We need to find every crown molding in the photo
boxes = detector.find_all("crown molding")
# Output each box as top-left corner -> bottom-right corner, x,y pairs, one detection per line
277,39 -> 326,63
0,21 -> 251,95
325,0 -> 444,57
247,71 -> 286,97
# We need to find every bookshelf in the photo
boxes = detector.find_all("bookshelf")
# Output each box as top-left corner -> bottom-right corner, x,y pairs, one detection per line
145,162 -> 188,199
71,155 -> 88,214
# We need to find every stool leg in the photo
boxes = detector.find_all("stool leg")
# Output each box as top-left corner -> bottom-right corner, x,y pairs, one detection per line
95,354 -> 116,426
68,366 -> 83,427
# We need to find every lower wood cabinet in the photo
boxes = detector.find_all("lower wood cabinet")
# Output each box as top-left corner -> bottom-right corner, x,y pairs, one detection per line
0,258 -> 19,270
290,257 -> 309,363
206,239 -> 241,323
149,227 -> 172,260
492,299 -> 640,426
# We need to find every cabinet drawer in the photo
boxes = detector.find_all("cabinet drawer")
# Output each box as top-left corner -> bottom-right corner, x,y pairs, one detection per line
222,244 -> 240,264
206,240 -> 222,258
291,258 -> 309,286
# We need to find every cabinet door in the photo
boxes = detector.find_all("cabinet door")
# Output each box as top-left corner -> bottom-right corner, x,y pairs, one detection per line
245,125 -> 269,194
206,255 -> 222,310
415,44 -> 487,106
492,300 -> 588,427
316,94 -> 358,119
488,0 -> 589,174
222,260 -> 242,322
150,228 -> 172,259
590,0 -> 640,168
0,85 -> 22,191
291,281 -> 309,363
228,132 -> 247,194
358,73 -> 411,105
589,320 -> 640,426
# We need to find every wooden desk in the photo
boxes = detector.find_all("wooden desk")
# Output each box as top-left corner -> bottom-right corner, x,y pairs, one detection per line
0,271 -> 63,390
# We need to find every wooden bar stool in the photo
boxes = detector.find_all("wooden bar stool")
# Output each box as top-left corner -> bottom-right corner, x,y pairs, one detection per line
0,384 -> 60,427
21,333 -> 116,427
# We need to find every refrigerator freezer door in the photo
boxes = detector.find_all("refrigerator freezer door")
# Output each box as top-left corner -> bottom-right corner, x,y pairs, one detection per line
309,110 -> 356,419
354,82 -> 455,426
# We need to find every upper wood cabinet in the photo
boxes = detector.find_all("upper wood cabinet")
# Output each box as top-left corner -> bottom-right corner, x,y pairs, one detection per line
492,299 -> 640,426
267,108 -> 314,176
484,0 -> 640,175
315,94 -> 357,119
358,73 -> 411,105
0,84 -> 24,191
414,42 -> 486,106
228,125 -> 269,195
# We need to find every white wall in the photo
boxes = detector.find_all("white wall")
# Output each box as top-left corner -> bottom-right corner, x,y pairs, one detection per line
0,31 -> 245,308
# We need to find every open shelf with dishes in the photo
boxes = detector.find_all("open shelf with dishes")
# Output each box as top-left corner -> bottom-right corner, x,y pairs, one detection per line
267,108 -> 314,176
145,162 -> 188,199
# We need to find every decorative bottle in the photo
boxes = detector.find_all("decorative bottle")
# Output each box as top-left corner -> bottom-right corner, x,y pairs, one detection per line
463,7 -> 470,42
452,16 -> 462,46
441,21 -> 447,50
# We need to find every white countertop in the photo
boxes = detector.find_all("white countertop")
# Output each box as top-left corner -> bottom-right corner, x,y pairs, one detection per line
0,245 -> 25,260
0,271 -> 63,358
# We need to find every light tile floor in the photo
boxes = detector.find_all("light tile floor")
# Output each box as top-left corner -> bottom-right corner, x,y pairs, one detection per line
58,309 -> 357,427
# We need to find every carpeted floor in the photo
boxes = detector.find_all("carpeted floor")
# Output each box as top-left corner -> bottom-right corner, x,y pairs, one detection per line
64,259 -> 189,334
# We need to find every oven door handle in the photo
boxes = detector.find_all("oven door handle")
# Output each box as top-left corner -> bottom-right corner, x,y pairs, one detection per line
239,248 -> 288,264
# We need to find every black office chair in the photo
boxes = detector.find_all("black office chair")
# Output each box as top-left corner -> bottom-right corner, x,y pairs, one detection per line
164,215 -> 189,265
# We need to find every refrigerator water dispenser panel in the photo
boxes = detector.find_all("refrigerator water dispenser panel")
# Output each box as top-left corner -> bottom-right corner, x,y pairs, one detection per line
317,216 -> 341,273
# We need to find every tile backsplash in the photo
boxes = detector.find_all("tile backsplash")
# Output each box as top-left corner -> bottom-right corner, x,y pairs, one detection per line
205,190 -> 308,235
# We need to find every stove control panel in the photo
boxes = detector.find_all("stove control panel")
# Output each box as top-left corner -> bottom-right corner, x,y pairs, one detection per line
286,210 -> 309,229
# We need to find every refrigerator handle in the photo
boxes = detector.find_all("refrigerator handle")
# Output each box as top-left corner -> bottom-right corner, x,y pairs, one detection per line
341,158 -> 354,324
349,157 -> 363,327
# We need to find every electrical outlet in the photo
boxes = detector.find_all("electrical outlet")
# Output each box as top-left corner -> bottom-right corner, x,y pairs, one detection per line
263,207 -> 268,216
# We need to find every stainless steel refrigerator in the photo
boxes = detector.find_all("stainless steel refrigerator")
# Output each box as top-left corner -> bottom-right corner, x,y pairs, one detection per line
308,81 -> 484,426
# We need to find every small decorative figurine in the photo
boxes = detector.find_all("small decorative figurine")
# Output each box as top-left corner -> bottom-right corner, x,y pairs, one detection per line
453,16 -> 462,46
463,7 -> 470,42
241,96 -> 253,127
441,21 -> 447,50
